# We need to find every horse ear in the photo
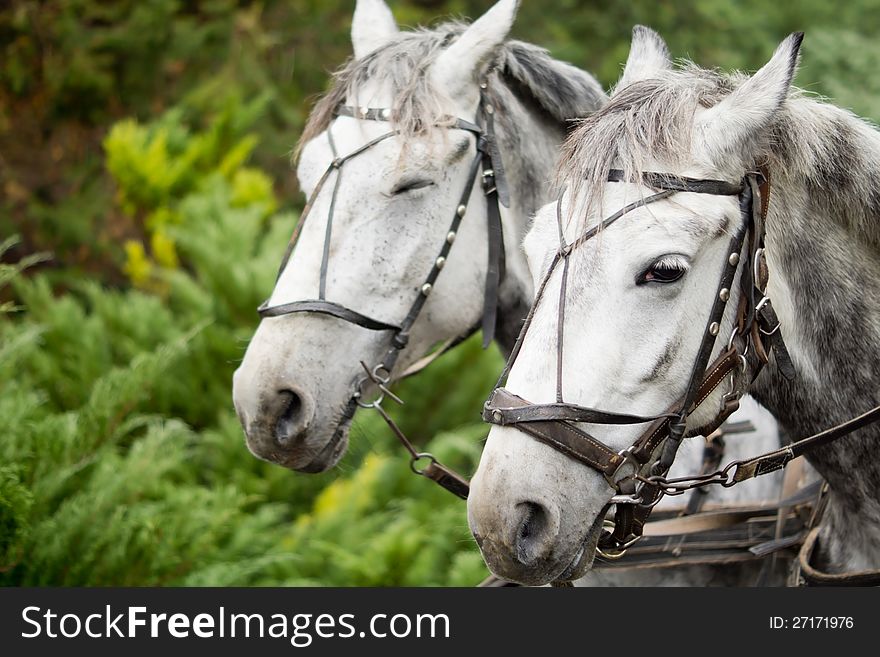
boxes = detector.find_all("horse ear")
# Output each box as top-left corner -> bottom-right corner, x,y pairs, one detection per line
697,33 -> 803,160
352,0 -> 398,60
432,0 -> 520,100
613,25 -> 671,94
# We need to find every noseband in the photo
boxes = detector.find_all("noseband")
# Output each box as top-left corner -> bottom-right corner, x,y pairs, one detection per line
483,166 -> 799,556
258,84 -> 508,489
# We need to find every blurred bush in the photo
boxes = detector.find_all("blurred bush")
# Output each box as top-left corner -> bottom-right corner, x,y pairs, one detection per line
0,100 -> 499,584
2,0 -> 880,586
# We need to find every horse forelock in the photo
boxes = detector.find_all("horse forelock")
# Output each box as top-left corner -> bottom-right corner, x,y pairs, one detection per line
556,64 -> 741,225
557,58 -> 880,251
294,21 -> 605,163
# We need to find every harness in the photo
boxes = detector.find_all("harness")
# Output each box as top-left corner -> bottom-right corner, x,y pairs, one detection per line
482,166 -> 880,569
258,85 -> 508,495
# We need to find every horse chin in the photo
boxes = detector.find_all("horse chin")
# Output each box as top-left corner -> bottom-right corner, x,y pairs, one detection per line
552,512 -> 604,584
244,415 -> 352,473
295,420 -> 351,473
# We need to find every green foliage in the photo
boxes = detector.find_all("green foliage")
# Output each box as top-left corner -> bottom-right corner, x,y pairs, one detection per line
4,0 -> 880,587
0,103 -> 495,585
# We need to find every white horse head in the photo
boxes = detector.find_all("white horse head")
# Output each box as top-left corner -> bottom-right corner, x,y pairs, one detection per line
233,0 -> 605,472
469,27 -> 806,585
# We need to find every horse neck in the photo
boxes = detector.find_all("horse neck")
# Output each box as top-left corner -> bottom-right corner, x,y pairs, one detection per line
491,84 -> 569,354
750,112 -> 880,571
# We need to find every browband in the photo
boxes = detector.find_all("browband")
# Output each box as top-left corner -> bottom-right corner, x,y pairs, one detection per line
607,169 -> 746,195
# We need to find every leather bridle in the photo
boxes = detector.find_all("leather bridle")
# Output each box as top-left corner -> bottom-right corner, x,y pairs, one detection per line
482,165 -> 880,565
258,84 -> 508,492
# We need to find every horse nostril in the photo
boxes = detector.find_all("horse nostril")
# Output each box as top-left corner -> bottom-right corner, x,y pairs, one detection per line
514,501 -> 552,566
274,389 -> 306,446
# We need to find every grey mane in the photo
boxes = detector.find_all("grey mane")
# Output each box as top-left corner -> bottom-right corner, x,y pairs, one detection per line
499,41 -> 607,125
558,60 -> 880,250
296,21 -> 605,159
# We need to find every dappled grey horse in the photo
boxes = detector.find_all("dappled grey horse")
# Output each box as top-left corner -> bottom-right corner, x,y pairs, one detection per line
471,26 -> 877,586
234,2 -> 791,586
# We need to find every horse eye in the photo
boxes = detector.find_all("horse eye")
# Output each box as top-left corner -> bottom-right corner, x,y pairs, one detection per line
391,178 -> 435,195
637,258 -> 688,285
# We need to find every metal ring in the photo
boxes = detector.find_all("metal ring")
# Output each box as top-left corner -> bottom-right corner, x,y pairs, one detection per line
726,325 -> 741,351
354,377 -> 384,408
604,446 -> 641,490
410,452 -> 437,475
726,324 -> 749,358
595,520 -> 642,559
720,460 -> 740,487
372,364 -> 392,385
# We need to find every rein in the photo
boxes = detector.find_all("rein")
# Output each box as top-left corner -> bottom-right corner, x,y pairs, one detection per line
482,165 -> 880,576
258,83 -> 508,498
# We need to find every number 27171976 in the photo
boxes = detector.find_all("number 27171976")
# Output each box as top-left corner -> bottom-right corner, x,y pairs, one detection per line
770,617 -> 854,629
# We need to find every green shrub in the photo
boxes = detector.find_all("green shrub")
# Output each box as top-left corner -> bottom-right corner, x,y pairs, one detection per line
0,98 -> 497,586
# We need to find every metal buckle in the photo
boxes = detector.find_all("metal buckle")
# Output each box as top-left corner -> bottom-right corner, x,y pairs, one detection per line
596,520 -> 642,560
482,168 -> 497,196
606,447 -> 644,504
756,297 -> 782,336
720,354 -> 747,407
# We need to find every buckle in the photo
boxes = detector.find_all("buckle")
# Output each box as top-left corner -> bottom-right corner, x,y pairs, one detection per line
605,447 -> 644,504
596,520 -> 642,559
482,168 -> 497,195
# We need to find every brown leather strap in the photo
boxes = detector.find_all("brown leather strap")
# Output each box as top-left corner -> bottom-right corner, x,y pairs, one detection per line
628,347 -> 742,480
798,528 -> 880,586
732,403 -> 880,483
422,461 -> 470,500
514,419 -> 624,479
485,388 -> 676,426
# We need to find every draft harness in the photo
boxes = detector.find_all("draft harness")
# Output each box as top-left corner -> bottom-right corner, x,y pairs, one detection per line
259,85 -> 508,497
482,167 -> 880,568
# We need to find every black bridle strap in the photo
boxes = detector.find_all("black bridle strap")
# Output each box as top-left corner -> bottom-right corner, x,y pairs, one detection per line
257,299 -> 400,331
375,150 -> 485,375
479,98 -> 507,347
268,129 -> 399,284
319,128 -> 342,299
607,169 -> 744,196
656,185 -> 752,470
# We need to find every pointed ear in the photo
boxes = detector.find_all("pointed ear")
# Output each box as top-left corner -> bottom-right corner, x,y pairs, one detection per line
697,33 -> 803,159
432,0 -> 520,100
352,0 -> 398,60
613,25 -> 671,94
